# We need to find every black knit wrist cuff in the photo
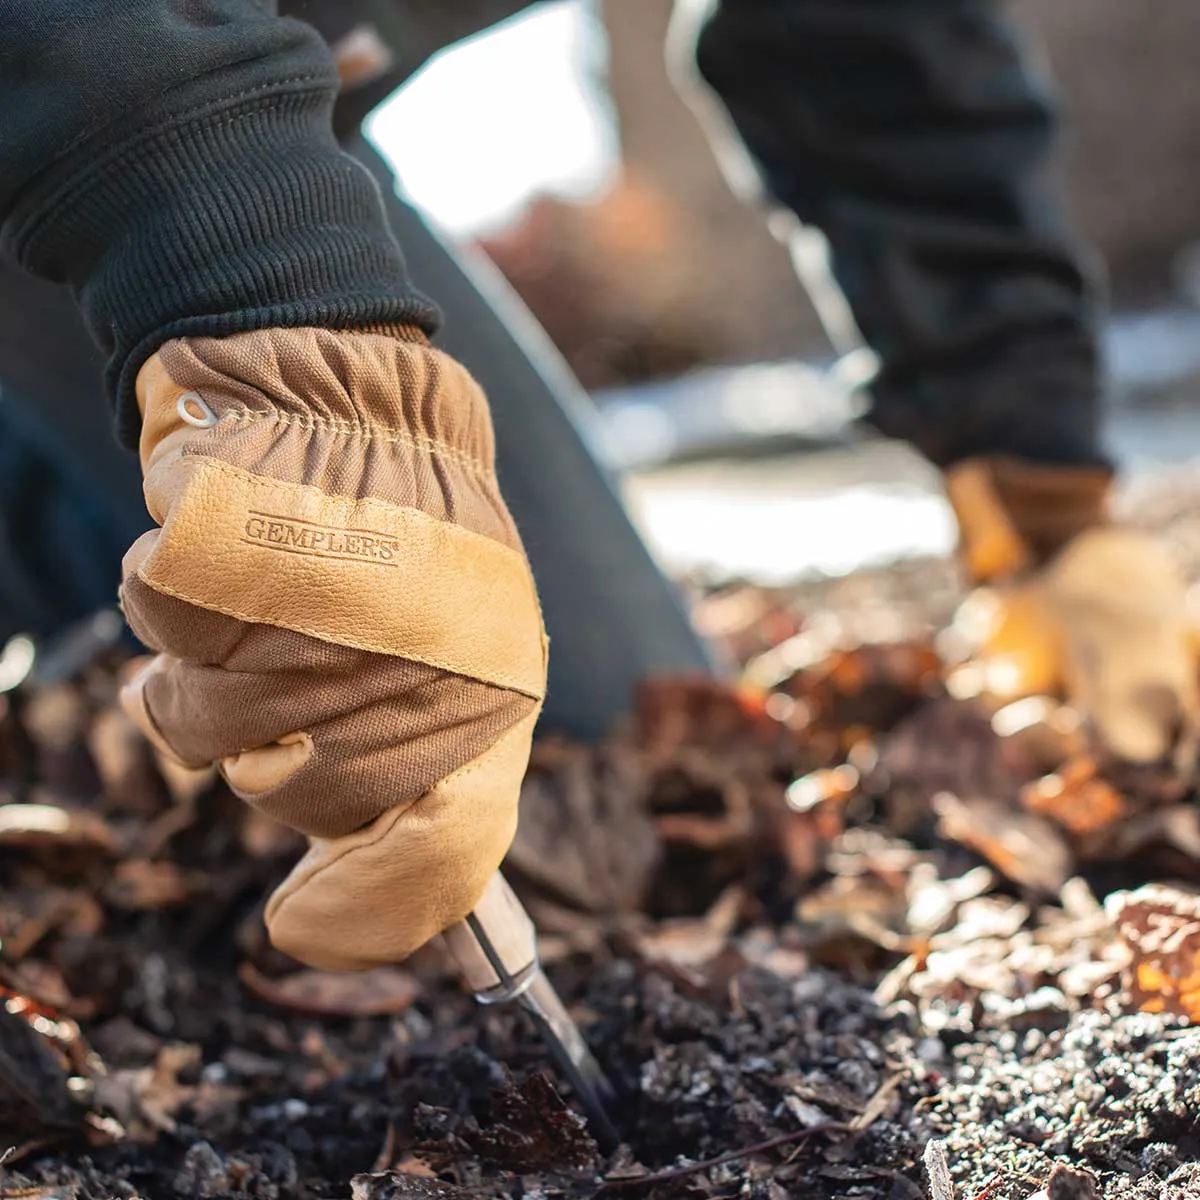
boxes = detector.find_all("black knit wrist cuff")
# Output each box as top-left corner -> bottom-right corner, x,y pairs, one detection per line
5,78 -> 439,449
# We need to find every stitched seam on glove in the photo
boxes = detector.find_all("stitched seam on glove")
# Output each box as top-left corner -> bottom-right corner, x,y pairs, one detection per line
218,407 -> 496,476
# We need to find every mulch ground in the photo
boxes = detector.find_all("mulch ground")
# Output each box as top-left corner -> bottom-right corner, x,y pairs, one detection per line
4,469 -> 1200,1200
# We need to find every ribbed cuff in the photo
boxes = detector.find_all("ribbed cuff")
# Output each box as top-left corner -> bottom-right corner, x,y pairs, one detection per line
6,77 -> 439,450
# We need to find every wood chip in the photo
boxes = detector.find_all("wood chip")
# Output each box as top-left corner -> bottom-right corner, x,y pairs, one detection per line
923,1140 -> 956,1200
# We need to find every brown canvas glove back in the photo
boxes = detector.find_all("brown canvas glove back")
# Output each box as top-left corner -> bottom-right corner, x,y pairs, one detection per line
946,457 -> 1198,765
120,329 -> 546,970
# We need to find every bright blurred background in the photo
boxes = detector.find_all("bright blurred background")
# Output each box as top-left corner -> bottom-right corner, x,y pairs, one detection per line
368,0 -> 1200,584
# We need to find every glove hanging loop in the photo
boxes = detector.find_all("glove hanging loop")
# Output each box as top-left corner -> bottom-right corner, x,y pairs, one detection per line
176,390 -> 217,428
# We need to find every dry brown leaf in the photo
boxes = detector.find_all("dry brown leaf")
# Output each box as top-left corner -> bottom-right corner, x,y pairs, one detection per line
738,928 -> 809,979
1108,884 -> 1200,1020
632,921 -> 729,969
635,676 -> 789,753
652,809 -> 750,850
507,738 -> 656,928
239,962 -> 421,1017
0,886 -> 103,961
788,642 -> 942,742
934,792 -> 1072,894
1020,758 -> 1127,838
797,872 -> 911,955
633,886 -> 746,968
2,961 -> 93,1021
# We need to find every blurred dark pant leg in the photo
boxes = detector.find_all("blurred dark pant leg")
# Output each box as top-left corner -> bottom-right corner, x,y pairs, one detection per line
350,134 -> 718,740
0,385 -> 137,640
691,0 -> 1105,468
0,263 -> 147,640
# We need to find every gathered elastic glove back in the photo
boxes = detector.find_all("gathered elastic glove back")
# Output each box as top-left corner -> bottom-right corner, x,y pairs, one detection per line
946,457 -> 1198,766
119,329 -> 547,970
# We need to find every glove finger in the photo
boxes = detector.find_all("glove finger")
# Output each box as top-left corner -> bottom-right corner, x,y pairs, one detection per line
264,706 -> 538,970
221,734 -> 314,799
119,596 -> 374,765
221,673 -> 531,837
122,616 -> 533,836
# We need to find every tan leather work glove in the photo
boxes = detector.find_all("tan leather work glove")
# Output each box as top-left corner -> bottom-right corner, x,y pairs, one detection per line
946,457 -> 1199,765
118,328 -> 547,970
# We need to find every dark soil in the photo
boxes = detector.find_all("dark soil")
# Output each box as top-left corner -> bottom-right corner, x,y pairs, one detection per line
929,1011 -> 1200,1199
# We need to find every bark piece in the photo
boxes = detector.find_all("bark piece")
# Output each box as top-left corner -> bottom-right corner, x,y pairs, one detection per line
923,1141 -> 956,1200
460,1072 -> 597,1173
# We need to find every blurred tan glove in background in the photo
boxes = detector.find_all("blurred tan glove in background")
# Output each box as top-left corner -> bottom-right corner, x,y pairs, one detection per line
119,328 -> 547,970
946,457 -> 1198,765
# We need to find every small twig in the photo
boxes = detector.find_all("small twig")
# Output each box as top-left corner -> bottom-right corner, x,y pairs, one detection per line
0,1136 -> 63,1175
597,1067 -> 904,1193
781,1070 -> 901,1166
594,1122 -> 850,1193
968,1175 -> 1005,1200
851,1071 -> 904,1132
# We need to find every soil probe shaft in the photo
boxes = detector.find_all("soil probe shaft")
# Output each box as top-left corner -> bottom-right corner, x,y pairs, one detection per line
443,872 -> 620,1152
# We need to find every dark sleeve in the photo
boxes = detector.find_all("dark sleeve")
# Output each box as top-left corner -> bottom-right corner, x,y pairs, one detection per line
0,2 -> 440,446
